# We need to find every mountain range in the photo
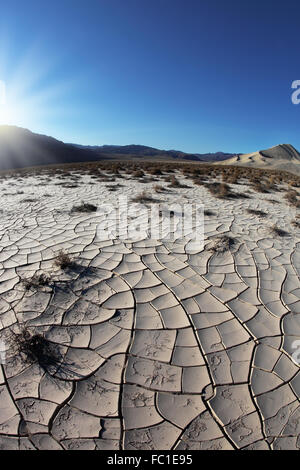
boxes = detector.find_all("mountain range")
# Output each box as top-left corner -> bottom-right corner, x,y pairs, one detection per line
72,143 -> 235,162
0,125 -> 299,175
0,126 -> 236,170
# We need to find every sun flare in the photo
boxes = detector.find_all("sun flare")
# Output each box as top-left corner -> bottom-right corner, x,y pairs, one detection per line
0,44 -> 72,130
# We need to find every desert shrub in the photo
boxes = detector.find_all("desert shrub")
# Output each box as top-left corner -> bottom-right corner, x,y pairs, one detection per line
284,190 -> 300,208
11,328 -> 61,371
204,209 -> 215,216
54,250 -> 73,269
252,181 -> 269,193
22,273 -> 50,291
22,198 -> 37,202
291,219 -> 300,228
132,170 -> 144,178
132,191 -> 158,203
227,174 -> 239,184
221,170 -> 227,182
149,168 -> 162,176
192,177 -> 206,185
154,184 -> 167,193
2,159 -> 300,191
246,208 -> 267,217
209,235 -> 236,253
167,176 -> 187,188
71,202 -> 97,213
270,224 -> 289,237
206,182 -> 231,199
106,184 -> 119,191
267,198 -> 280,204
266,175 -> 278,189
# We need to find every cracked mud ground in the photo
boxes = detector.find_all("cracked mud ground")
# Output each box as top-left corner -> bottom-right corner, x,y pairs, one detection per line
0,168 -> 299,450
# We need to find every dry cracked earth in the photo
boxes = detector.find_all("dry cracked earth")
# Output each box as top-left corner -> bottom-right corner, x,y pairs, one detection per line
0,168 -> 299,451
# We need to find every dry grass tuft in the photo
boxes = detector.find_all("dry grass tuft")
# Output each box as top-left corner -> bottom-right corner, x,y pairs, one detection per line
192,176 -> 207,186
252,181 -> 269,193
154,184 -> 167,193
22,197 -> 37,203
246,208 -> 267,217
54,250 -> 74,269
291,219 -> 300,228
149,168 -> 162,176
71,202 -> 97,213
131,191 -> 159,203
132,169 -> 145,178
11,328 -> 61,371
106,185 -> 119,191
270,224 -> 289,237
209,235 -> 236,253
167,176 -> 189,188
205,182 -> 231,199
22,273 -> 50,291
204,209 -> 215,216
284,190 -> 300,208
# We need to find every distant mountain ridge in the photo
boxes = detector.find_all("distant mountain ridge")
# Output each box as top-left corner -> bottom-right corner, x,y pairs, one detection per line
72,143 -> 235,162
0,126 -> 299,174
0,126 -> 102,170
0,126 -> 236,170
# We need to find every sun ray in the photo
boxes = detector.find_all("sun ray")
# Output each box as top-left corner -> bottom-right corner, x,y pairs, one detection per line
0,37 -> 77,130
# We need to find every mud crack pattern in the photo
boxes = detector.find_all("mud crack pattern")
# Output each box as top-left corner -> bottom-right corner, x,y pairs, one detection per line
0,171 -> 299,450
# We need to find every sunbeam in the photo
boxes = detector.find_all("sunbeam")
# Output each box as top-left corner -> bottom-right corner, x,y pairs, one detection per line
0,40 -> 75,130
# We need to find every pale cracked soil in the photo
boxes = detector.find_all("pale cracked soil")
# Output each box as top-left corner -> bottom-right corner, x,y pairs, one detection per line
0,169 -> 299,450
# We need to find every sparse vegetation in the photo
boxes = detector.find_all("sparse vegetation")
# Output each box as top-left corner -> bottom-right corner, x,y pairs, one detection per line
11,328 -> 61,372
22,197 -> 37,203
204,209 -> 215,216
270,224 -> 289,237
246,208 -> 267,217
106,185 -> 119,191
2,160 -> 300,189
222,169 -> 240,184
284,190 -> 300,208
149,168 -> 162,176
131,191 -> 158,203
71,202 -> 98,213
154,184 -> 167,193
209,235 -> 236,253
289,180 -> 300,188
252,181 -> 269,193
205,182 -> 231,199
291,219 -> 300,228
132,169 -> 144,178
54,250 -> 74,269
167,176 -> 189,188
192,176 -> 206,186
267,198 -> 280,204
22,273 -> 50,291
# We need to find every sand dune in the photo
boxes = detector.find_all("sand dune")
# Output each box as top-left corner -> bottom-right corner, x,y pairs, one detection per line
217,144 -> 300,175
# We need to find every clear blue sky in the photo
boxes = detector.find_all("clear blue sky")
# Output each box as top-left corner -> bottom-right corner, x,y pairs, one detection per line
0,0 -> 300,154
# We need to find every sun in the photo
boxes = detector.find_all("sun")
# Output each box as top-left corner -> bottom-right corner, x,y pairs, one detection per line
0,43 -> 74,130
0,77 -> 31,125
0,74 -> 63,128
0,93 -> 30,126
